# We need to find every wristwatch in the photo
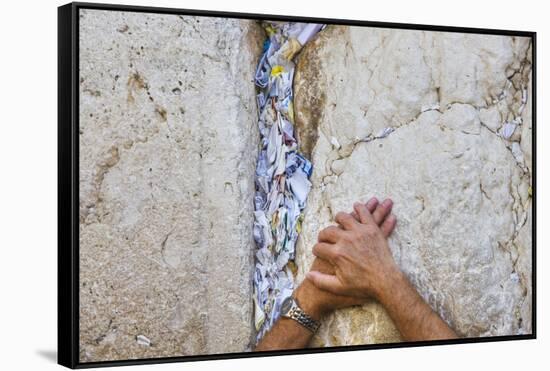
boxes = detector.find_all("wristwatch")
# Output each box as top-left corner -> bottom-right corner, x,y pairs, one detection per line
280,296 -> 321,333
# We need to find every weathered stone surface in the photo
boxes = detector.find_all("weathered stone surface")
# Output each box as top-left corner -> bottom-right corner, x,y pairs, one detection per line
79,11 -> 533,359
79,9 -> 264,361
294,25 -> 532,346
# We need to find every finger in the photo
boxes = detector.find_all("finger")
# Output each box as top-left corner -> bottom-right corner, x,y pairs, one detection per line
335,212 -> 359,230
372,198 -> 393,225
312,243 -> 337,262
350,197 -> 378,223
310,257 -> 335,274
353,202 -> 375,225
380,214 -> 397,238
366,197 -> 379,213
318,226 -> 344,243
306,271 -> 345,295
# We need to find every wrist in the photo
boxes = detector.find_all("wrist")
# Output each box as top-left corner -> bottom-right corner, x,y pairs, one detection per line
293,281 -> 326,321
374,265 -> 408,305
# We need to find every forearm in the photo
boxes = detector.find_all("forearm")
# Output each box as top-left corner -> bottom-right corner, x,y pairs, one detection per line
254,317 -> 314,351
254,282 -> 323,351
378,268 -> 457,341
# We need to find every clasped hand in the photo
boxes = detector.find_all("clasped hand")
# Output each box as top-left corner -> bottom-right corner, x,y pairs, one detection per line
294,197 -> 398,318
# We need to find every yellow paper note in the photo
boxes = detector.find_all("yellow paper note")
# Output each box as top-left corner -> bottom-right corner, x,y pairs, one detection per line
271,65 -> 284,77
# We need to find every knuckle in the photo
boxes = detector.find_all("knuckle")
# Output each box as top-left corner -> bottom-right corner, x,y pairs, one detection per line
319,228 -> 330,240
333,246 -> 346,261
312,243 -> 320,255
356,231 -> 366,241
364,225 -> 378,236
330,226 -> 343,237
341,232 -> 353,243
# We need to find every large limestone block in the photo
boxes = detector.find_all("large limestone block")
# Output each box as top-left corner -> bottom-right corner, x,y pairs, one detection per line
294,25 -> 532,346
79,9 -> 264,361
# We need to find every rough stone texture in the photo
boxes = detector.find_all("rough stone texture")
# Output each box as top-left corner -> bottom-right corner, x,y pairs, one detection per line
79,11 -> 533,358
294,25 -> 533,346
79,10 -> 264,361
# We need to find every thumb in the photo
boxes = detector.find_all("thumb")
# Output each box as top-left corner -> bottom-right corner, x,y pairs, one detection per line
306,271 -> 345,295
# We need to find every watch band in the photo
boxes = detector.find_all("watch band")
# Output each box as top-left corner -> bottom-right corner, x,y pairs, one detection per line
282,297 -> 321,333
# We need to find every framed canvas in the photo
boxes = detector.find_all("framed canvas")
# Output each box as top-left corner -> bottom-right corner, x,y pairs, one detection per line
58,2 -> 536,368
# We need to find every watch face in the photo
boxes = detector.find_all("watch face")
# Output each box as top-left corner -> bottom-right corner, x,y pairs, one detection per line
281,297 -> 293,314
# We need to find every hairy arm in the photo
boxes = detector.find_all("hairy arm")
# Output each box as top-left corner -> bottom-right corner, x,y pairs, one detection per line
308,201 -> 457,342
255,198 -> 395,351
375,265 -> 457,341
254,280 -> 324,351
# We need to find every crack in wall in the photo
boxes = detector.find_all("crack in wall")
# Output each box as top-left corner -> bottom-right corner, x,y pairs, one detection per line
293,28 -> 533,340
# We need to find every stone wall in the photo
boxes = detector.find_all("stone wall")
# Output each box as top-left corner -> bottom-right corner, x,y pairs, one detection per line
293,25 -> 532,346
78,9 -> 264,362
78,10 -> 533,361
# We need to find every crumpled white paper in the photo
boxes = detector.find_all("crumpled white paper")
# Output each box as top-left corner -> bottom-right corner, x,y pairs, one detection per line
252,22 -> 324,341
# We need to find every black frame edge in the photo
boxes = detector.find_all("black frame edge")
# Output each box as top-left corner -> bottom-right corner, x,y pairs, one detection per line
59,2 -> 536,368
58,2 -> 79,369
72,335 -> 536,369
70,1 -> 535,36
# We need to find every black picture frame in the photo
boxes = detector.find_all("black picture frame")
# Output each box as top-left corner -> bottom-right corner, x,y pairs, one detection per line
58,2 -> 537,368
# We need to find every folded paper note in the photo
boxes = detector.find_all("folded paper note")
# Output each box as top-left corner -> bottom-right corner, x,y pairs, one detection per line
252,22 -> 324,341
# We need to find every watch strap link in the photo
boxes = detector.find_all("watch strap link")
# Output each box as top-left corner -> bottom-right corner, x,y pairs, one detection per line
286,299 -> 320,333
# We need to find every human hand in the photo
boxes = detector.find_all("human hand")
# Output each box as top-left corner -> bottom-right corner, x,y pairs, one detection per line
294,197 -> 397,319
294,254 -> 364,320
306,199 -> 399,302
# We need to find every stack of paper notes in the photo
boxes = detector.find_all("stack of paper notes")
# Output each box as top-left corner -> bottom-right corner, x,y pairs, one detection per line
252,22 -> 324,341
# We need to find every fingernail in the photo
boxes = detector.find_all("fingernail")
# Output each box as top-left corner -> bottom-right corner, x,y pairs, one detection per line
353,202 -> 361,209
367,197 -> 378,207
383,199 -> 393,208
